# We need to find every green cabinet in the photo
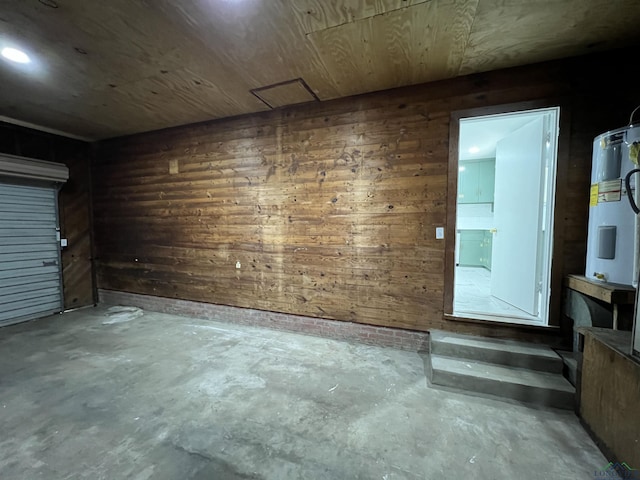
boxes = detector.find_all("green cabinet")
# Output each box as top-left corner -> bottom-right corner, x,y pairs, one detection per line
458,159 -> 495,204
458,230 -> 493,270
477,160 -> 495,203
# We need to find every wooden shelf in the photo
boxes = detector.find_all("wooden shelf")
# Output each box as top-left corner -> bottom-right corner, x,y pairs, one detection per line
565,274 -> 636,329
565,274 -> 636,305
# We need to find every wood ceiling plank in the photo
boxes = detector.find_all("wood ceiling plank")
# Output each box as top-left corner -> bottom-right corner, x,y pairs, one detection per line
0,0 -> 639,139
446,0 -> 481,76
460,0 -> 640,75
0,60 -> 267,139
0,1 -> 189,90
306,0 -> 479,97
0,94 -> 119,140
151,0 -> 341,101
291,0 -> 431,34
82,68 -> 269,138
0,0 -> 287,138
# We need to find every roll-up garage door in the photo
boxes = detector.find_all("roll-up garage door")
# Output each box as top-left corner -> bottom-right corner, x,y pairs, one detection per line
0,182 -> 64,326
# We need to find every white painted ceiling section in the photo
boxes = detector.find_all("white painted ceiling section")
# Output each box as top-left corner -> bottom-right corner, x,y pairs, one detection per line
459,112 -> 545,161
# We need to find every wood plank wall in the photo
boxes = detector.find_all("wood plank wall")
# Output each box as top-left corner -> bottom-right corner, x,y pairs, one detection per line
93,48 -> 640,339
0,122 -> 95,309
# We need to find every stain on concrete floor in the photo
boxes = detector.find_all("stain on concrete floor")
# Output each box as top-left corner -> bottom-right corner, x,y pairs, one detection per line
0,306 -> 607,479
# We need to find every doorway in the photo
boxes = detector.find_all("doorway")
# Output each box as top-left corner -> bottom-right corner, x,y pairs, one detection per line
451,107 -> 560,325
0,181 -> 64,326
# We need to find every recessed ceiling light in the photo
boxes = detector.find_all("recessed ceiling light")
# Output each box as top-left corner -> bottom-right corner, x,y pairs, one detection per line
2,47 -> 31,64
468,146 -> 480,154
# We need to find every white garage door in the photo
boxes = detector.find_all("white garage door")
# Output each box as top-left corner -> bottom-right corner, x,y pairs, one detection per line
0,182 -> 63,327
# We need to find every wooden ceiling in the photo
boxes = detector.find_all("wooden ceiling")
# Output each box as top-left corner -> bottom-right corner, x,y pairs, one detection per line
0,0 -> 638,140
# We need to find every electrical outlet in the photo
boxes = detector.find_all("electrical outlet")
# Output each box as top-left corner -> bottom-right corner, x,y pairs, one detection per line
435,227 -> 444,239
235,261 -> 241,269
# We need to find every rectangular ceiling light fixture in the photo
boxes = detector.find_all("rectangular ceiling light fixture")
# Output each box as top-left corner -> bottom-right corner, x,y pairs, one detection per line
250,78 -> 319,109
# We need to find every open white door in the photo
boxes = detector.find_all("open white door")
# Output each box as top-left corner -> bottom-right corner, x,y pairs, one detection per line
490,117 -> 546,316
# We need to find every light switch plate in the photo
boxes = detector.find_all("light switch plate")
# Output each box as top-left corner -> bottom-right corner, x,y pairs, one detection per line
435,227 -> 444,239
60,238 -> 68,247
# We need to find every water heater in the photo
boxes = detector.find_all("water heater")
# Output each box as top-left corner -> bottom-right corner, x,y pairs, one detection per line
586,124 -> 640,286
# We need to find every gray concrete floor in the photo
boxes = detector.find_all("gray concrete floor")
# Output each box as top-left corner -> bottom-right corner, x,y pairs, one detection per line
0,305 -> 607,480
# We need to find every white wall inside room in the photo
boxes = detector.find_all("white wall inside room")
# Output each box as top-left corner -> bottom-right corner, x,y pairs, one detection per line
459,114 -> 542,161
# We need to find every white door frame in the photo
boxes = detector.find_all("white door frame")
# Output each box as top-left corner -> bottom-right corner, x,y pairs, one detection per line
449,106 -> 560,326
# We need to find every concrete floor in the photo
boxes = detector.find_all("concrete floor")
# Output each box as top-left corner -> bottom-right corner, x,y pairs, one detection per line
0,305 -> 607,480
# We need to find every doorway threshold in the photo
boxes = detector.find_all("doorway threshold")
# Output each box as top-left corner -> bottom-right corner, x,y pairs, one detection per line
448,311 -> 552,328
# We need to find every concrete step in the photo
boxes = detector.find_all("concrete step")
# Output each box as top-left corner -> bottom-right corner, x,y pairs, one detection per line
429,354 -> 576,410
430,330 -> 563,373
557,350 -> 582,387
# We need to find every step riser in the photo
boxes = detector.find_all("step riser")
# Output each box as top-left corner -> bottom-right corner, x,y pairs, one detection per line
431,341 -> 563,374
430,366 -> 574,410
